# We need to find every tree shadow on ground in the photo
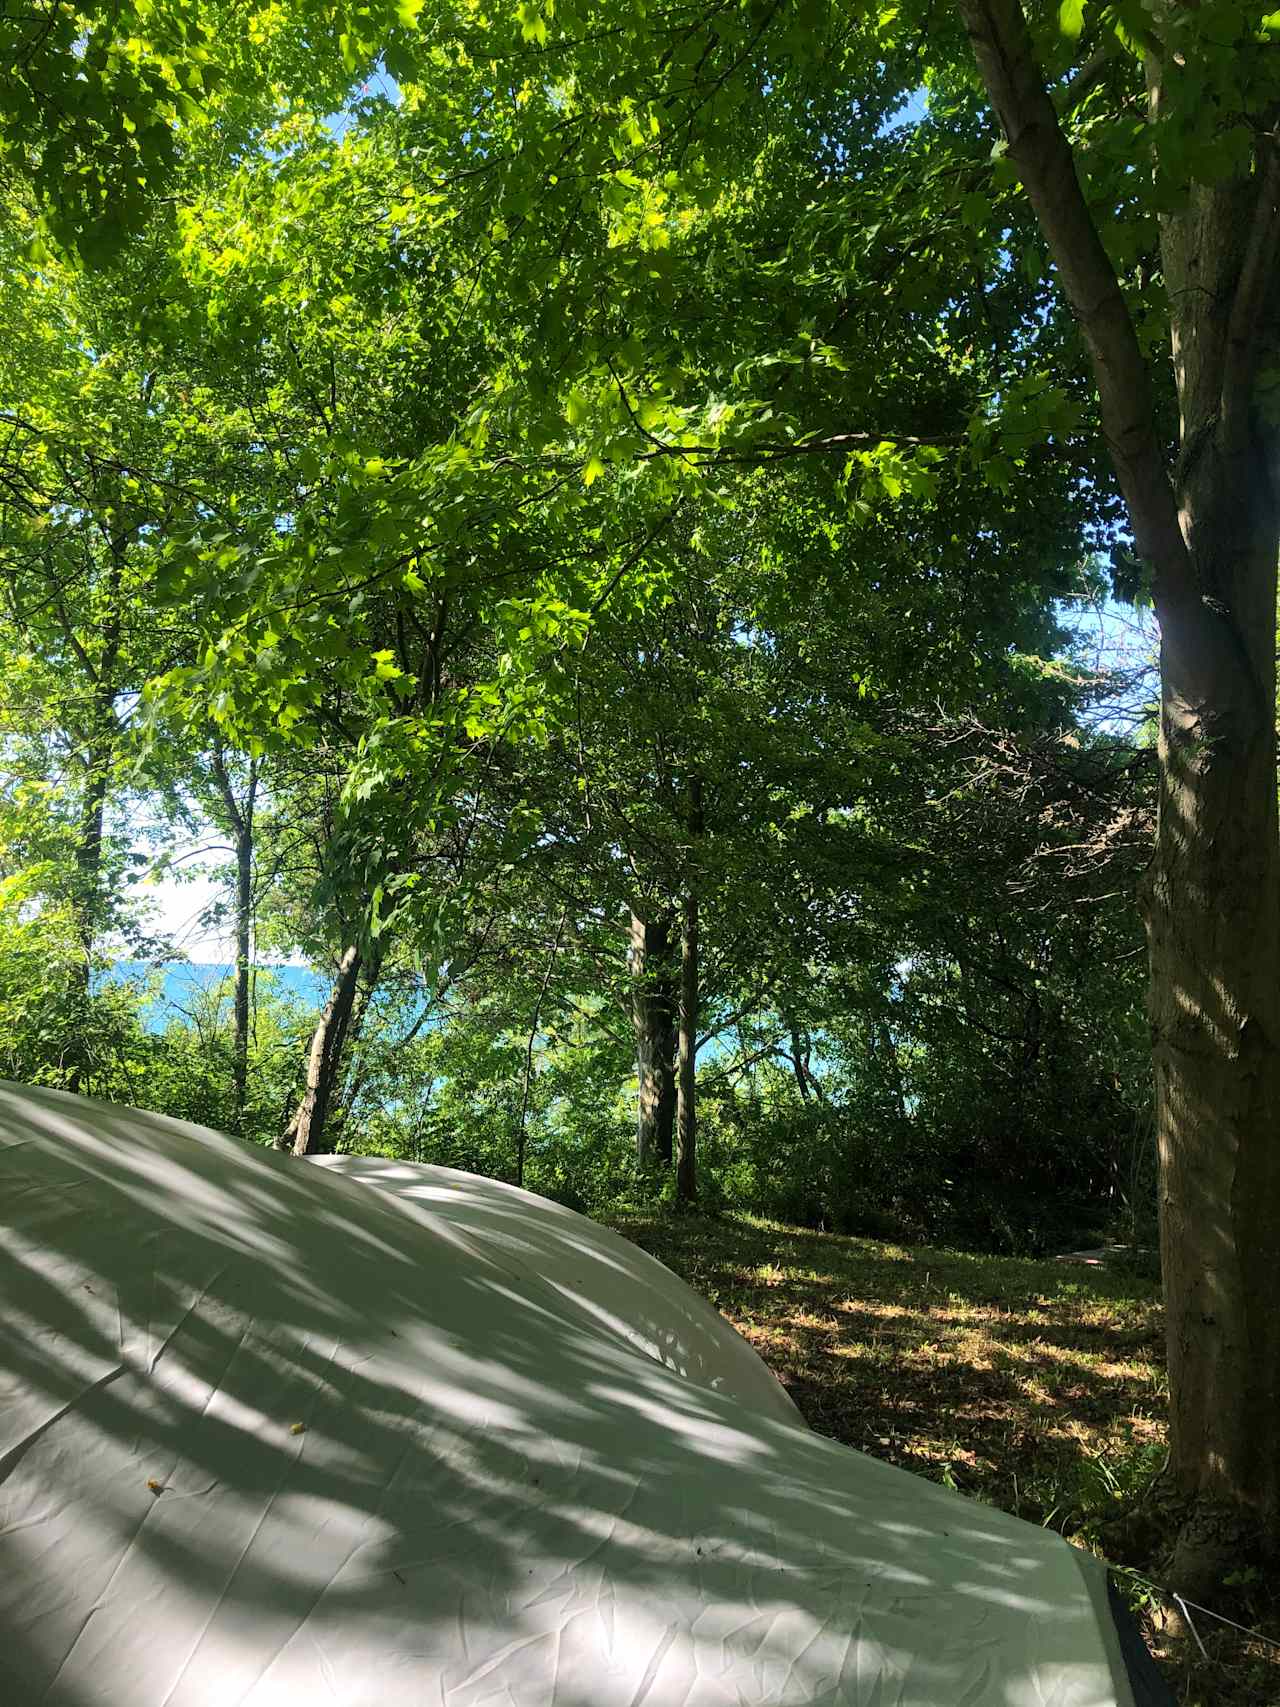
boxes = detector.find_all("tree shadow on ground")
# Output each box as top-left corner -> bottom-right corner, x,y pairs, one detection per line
614,1212 -> 1165,1512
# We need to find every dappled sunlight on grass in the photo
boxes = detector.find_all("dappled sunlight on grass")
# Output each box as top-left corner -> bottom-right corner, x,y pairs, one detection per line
610,1209 -> 1165,1513
608,1209 -> 1280,1707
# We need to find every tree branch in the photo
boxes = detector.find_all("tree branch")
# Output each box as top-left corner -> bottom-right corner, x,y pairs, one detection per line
954,0 -> 1190,599
1055,41 -> 1116,118
637,428 -> 965,465
209,742 -> 246,839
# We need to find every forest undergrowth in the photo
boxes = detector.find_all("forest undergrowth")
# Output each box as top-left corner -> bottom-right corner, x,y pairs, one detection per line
611,1210 -> 1280,1707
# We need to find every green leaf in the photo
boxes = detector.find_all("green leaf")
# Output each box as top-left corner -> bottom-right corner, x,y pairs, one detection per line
370,649 -> 404,681
1059,0 -> 1086,37
515,2 -> 549,45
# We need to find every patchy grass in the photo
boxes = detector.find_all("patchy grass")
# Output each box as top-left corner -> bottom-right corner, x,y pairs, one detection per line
608,1208 -> 1280,1707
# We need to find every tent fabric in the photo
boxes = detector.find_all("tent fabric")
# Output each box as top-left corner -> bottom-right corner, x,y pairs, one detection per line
306,1154 -> 803,1430
0,1082 -> 1143,1706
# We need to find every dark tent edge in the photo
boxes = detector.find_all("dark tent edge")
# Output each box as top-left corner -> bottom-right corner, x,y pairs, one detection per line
1107,1575 -> 1176,1707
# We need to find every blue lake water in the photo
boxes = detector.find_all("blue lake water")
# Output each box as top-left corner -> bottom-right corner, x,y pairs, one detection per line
107,962 -> 325,1026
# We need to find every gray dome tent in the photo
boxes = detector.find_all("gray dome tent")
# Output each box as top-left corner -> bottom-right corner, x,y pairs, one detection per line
0,1083 -> 1170,1705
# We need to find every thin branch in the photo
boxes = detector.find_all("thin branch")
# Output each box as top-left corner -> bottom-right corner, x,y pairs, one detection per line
1054,41 -> 1116,118
701,1038 -> 790,1087
586,503 -> 682,619
637,427 -> 966,464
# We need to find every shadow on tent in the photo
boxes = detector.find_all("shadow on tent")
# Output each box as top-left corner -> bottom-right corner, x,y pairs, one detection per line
0,1084 -> 1171,1706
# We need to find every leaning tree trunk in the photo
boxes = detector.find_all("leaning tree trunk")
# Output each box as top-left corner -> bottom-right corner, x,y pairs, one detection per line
788,1025 -> 812,1103
279,942 -> 363,1156
321,947 -> 384,1155
629,908 -> 677,1166
956,0 -> 1280,1588
676,778 -> 703,1204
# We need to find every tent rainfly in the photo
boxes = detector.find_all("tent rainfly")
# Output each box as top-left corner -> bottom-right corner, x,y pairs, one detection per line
0,1083 -> 1173,1706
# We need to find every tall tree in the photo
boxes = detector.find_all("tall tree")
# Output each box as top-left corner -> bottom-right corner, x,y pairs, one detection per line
953,0 -> 1280,1590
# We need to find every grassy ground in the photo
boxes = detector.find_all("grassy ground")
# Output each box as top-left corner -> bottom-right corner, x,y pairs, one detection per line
608,1208 -> 1280,1707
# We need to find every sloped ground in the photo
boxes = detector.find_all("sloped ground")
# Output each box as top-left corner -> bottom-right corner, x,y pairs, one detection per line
609,1210 -> 1280,1707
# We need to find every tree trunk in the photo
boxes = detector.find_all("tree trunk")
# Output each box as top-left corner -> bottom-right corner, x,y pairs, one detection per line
786,1020 -> 826,1104
956,0 -> 1280,1586
676,778 -> 703,1203
66,605 -> 122,1094
211,749 -> 258,1132
875,1018 -> 905,1124
231,821 -> 253,1126
279,942 -> 363,1156
515,911 -> 567,1188
788,1023 -> 812,1103
1149,463 -> 1280,1586
630,908 -> 677,1166
676,890 -> 699,1202
1113,171 -> 1280,1594
73,741 -> 111,966
321,949 -> 384,1154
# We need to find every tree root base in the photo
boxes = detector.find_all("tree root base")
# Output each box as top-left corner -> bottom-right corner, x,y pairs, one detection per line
1168,1500 -> 1264,1605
